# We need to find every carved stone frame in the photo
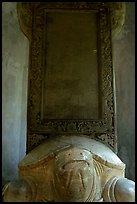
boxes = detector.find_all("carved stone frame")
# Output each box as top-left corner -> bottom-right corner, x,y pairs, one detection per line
17,3 -> 125,153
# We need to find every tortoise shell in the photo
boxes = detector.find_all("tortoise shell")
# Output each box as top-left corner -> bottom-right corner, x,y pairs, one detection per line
19,135 -> 125,170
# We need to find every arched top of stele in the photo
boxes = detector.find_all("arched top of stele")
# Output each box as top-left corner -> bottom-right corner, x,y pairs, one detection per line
17,2 -> 126,40
19,135 -> 125,170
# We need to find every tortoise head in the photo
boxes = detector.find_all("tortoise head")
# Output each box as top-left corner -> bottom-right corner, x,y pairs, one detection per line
53,146 -> 96,202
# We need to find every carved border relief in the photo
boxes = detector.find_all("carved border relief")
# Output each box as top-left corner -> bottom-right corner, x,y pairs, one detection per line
17,3 -> 122,153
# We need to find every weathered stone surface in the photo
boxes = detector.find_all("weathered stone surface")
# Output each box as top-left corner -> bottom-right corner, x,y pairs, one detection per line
3,136 -> 135,202
103,176 -> 135,202
17,2 -> 122,153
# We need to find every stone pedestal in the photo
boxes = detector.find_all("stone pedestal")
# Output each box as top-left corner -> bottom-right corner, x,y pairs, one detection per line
3,136 -> 135,202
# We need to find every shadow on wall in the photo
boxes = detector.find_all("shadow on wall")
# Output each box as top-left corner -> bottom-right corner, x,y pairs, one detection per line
113,2 -> 135,181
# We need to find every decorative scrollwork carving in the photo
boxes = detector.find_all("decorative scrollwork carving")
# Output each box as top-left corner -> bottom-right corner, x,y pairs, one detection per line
27,133 -> 48,153
29,5 -> 114,152
95,133 -> 115,151
17,3 -> 33,40
17,2 -> 126,40
17,3 -> 125,152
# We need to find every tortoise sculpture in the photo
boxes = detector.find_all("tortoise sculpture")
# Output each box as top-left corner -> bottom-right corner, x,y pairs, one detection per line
3,135 -> 135,202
